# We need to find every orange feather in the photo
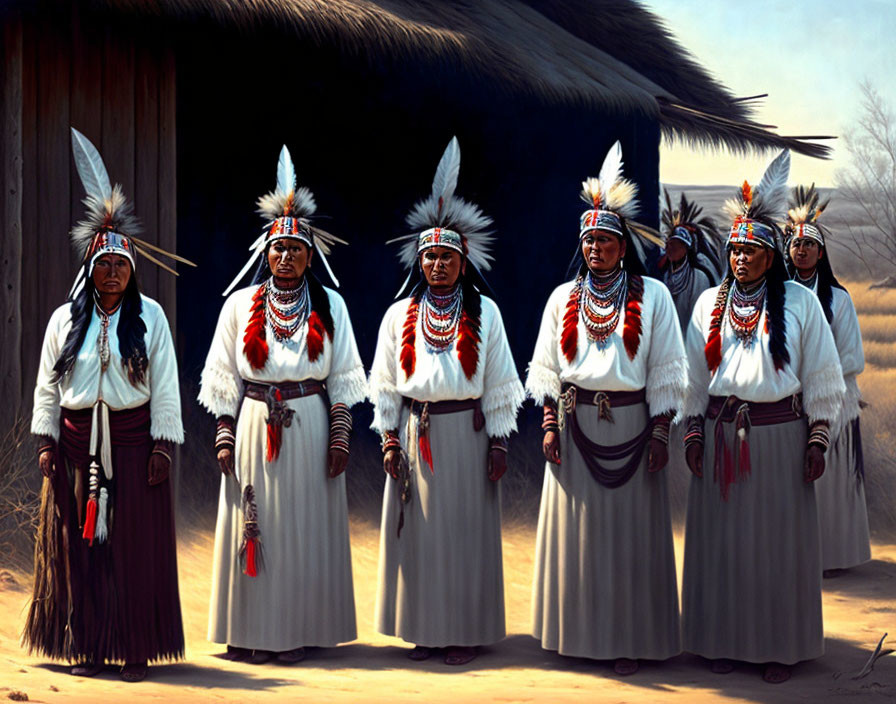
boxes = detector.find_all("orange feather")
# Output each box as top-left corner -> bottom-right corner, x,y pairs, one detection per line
243,283 -> 269,370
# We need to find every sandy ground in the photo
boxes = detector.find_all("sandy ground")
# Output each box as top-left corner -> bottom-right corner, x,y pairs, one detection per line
0,520 -> 894,704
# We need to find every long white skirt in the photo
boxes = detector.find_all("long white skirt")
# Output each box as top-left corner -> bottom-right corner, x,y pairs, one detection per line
208,393 -> 357,650
682,417 -> 823,664
816,420 -> 871,570
531,401 -> 680,661
375,405 -> 505,647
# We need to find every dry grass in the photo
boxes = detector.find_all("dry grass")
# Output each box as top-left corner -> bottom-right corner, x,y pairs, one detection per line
846,280 -> 896,314
857,313 -> 896,343
861,341 -> 896,368
857,367 -> 896,538
0,415 -> 41,572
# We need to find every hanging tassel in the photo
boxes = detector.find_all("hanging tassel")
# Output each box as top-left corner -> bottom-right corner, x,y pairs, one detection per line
417,402 -> 433,473
265,387 -> 284,463
735,403 -> 752,481
622,274 -> 644,361
560,278 -> 581,363
243,283 -> 269,369
82,462 -> 100,545
400,298 -> 419,380
456,309 -> 481,380
95,487 -> 109,543
239,485 -> 263,577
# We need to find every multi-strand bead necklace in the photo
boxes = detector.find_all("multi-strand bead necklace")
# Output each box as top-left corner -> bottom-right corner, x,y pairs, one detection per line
728,278 -> 767,346
265,277 -> 311,342
420,285 -> 463,353
580,268 -> 627,346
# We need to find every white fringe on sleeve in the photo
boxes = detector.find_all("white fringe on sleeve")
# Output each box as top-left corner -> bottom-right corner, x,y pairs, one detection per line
197,360 -> 243,419
646,356 -> 688,418
681,378 -> 710,420
802,363 -> 846,424
525,362 -> 561,405
368,373 -> 402,433
327,365 -> 367,408
151,411 -> 185,444
482,377 -> 526,438
31,408 -> 61,441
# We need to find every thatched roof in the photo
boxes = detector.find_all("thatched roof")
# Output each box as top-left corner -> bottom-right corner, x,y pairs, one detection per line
46,0 -> 833,156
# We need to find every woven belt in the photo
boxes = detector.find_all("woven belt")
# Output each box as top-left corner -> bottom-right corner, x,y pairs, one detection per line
244,379 -> 327,402
404,397 -> 485,473
706,393 -> 803,500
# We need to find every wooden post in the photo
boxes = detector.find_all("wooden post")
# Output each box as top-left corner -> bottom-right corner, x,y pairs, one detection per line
1,15 -> 24,430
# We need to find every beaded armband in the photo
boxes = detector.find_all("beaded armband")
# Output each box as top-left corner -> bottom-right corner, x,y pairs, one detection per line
216,416 -> 236,452
542,402 -> 560,434
684,415 -> 704,449
808,420 -> 831,452
650,412 -> 673,445
381,429 -> 401,455
329,403 -> 352,455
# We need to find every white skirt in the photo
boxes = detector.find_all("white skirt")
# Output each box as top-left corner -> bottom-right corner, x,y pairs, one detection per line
816,420 -> 871,570
531,401 -> 680,660
375,405 -> 505,647
208,393 -> 357,650
682,416 -> 823,664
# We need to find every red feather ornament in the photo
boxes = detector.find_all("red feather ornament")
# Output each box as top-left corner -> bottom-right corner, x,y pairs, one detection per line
243,283 -> 269,370
306,310 -> 328,362
400,299 -> 419,380
456,309 -> 481,380
266,387 -> 284,462
704,279 -> 731,373
742,180 -> 752,207
560,279 -> 582,363
622,274 -> 644,361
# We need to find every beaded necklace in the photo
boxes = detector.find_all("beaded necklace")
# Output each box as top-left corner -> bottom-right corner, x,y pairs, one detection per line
265,277 -> 310,342
664,257 -> 693,297
420,285 -> 463,353
580,268 -> 627,346
728,278 -> 767,346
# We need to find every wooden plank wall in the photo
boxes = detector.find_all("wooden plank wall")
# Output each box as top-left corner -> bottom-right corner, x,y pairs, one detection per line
9,3 -> 177,423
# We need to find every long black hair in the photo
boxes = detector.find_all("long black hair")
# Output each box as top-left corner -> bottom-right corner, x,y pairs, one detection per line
785,243 -> 847,324
659,246 -> 718,285
566,219 -> 650,280
53,263 -> 148,385
250,240 -> 334,338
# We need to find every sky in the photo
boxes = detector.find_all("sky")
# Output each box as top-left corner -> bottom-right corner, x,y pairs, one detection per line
641,0 -> 896,187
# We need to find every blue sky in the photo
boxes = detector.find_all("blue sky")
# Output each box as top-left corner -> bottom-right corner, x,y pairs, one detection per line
641,0 -> 896,186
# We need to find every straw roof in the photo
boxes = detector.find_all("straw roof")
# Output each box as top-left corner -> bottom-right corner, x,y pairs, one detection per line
54,0 -> 833,156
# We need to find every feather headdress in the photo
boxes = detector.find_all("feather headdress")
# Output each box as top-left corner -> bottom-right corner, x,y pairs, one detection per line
723,149 -> 791,250
785,183 -> 829,246
223,145 -> 347,295
661,189 -> 725,281
68,128 -> 195,300
388,137 -> 494,297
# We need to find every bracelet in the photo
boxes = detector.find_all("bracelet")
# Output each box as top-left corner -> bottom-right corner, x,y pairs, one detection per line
381,429 -> 401,454
808,421 -> 830,452
37,444 -> 55,457
650,413 -> 672,444
542,403 -> 559,432
152,449 -> 172,463
329,403 -> 352,454
489,436 -> 509,453
215,416 -> 236,451
683,415 -> 704,449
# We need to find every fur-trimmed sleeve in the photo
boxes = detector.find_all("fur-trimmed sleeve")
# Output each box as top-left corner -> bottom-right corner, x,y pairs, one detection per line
799,293 -> 846,424
326,291 -> 367,407
682,288 -> 715,419
645,281 -> 687,418
525,286 -> 564,405
480,300 -> 525,438
198,293 -> 244,419
368,303 -> 403,433
145,299 -> 185,444
31,306 -> 66,440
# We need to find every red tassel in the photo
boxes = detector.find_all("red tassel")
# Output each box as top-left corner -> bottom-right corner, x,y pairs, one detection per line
82,497 -> 97,546
400,299 -> 419,380
622,274 -> 643,361
418,433 -> 433,473
243,283 -> 269,369
738,435 -> 751,480
245,538 -> 258,577
704,279 -> 730,373
306,310 -> 326,362
266,388 -> 283,462
560,279 -> 581,363
456,309 -> 481,380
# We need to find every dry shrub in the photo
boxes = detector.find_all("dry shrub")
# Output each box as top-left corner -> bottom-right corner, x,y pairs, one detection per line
858,367 -> 896,538
0,415 -> 41,571
857,313 -> 896,343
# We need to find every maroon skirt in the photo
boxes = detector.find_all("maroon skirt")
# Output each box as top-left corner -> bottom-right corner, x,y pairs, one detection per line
23,403 -> 184,664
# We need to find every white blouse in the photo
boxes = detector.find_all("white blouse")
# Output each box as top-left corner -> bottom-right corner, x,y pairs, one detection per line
683,280 -> 845,423
368,294 -> 525,438
198,284 -> 367,418
525,276 -> 687,418
827,286 -> 865,427
31,295 -> 184,443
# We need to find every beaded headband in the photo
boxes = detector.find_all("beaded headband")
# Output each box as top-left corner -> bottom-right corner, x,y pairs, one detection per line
579,209 -> 623,238
417,227 -> 464,255
668,225 -> 694,248
268,216 -> 313,248
727,217 -> 777,250
87,231 -> 136,275
787,222 -> 824,247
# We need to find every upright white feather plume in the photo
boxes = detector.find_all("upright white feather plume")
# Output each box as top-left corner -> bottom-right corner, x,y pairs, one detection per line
579,141 -> 639,219
71,128 -> 111,202
598,140 -> 624,198
431,136 -> 460,216
276,145 -> 296,196
753,149 -> 791,221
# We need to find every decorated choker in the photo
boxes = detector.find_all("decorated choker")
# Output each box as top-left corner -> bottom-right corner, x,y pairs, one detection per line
420,285 -> 463,353
265,276 -> 310,342
729,278 -> 767,346
580,269 -> 627,347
